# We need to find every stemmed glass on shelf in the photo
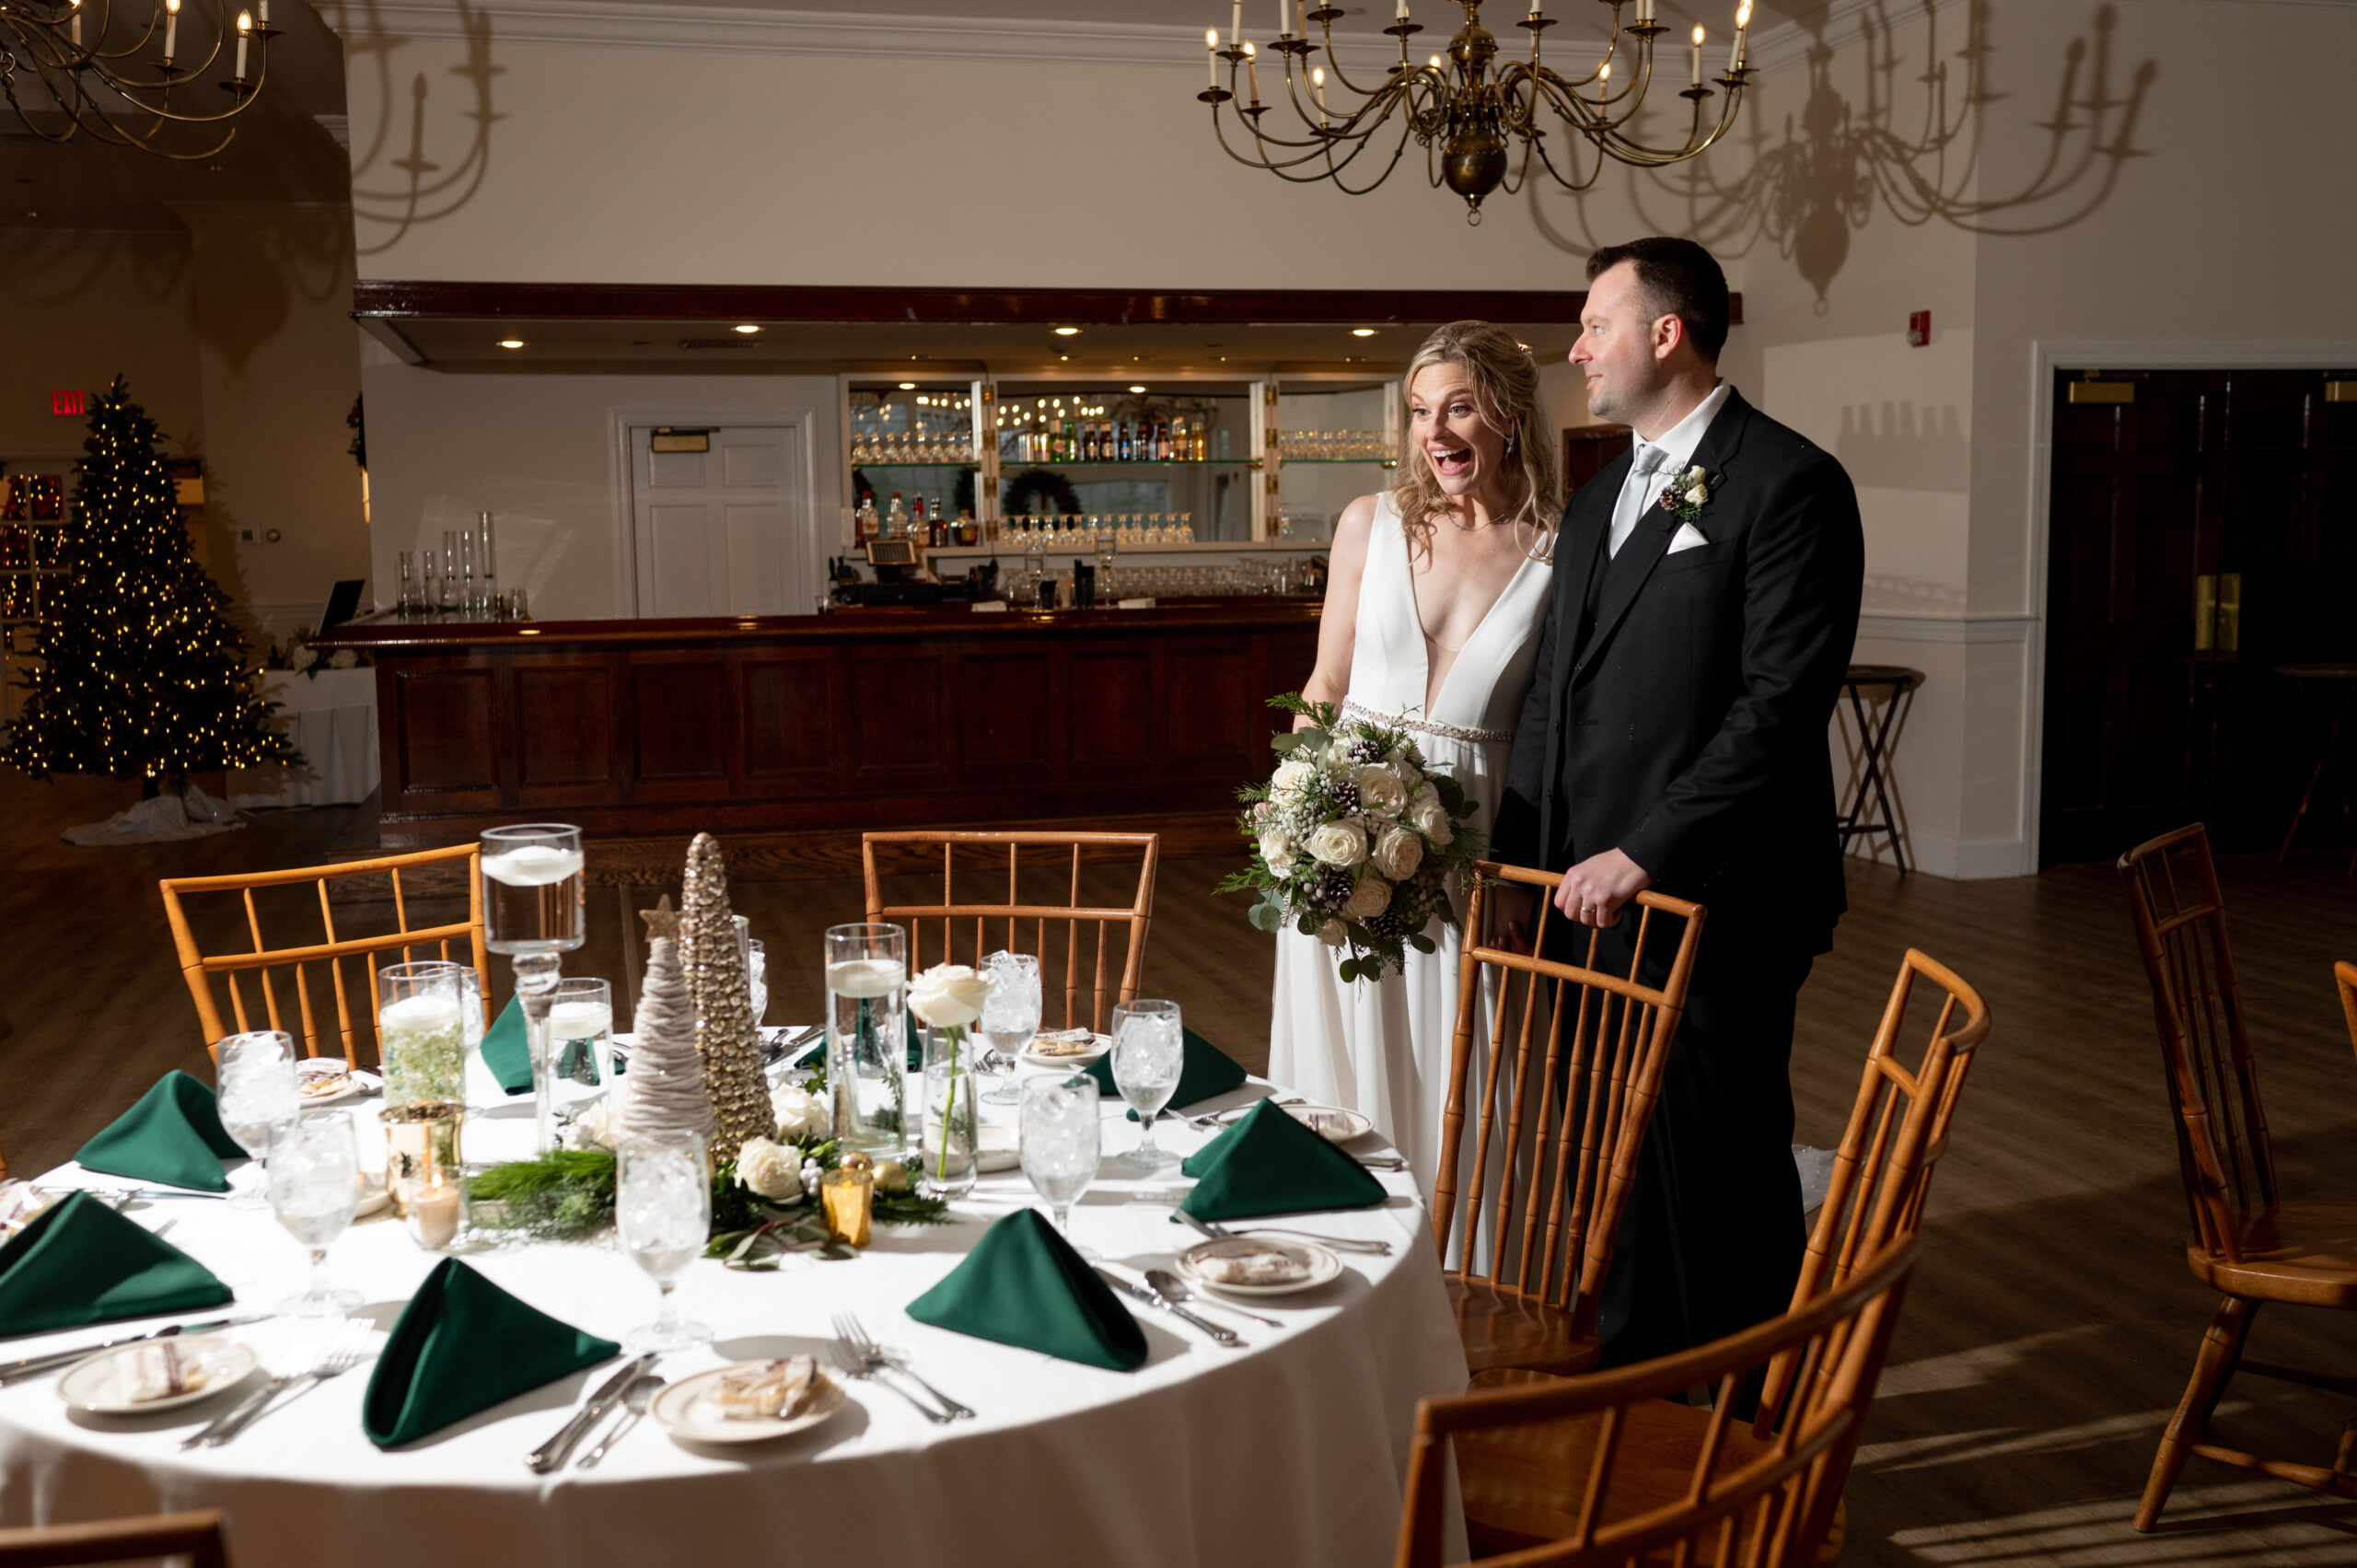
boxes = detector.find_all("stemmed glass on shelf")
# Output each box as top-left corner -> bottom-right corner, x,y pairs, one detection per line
479,824 -> 586,1153
216,1030 -> 299,1211
270,1113 -> 363,1316
1109,999 -> 1184,1171
1019,1074 -> 1099,1243
979,951 -> 1042,1106
616,1128 -> 714,1353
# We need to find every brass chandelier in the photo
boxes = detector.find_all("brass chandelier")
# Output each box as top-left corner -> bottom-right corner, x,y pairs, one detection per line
1201,0 -> 1756,223
0,0 -> 275,158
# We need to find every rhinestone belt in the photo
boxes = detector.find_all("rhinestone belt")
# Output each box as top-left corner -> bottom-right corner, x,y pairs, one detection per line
1342,699 -> 1513,747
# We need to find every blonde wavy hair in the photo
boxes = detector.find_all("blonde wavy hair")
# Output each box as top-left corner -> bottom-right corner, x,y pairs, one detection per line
1389,320 -> 1562,561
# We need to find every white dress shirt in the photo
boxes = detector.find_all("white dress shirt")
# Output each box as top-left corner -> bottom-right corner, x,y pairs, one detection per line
1607,379 -> 1733,558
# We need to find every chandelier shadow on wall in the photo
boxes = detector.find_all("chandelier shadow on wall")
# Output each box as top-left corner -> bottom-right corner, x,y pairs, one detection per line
0,0 -> 275,157
1201,0 -> 1757,223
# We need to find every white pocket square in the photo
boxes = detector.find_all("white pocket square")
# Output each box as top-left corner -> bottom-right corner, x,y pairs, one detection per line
1667,522 -> 1710,554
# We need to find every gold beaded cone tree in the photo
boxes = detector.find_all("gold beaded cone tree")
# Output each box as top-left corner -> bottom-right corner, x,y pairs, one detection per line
0,377 -> 297,789
679,834 -> 772,1158
614,898 -> 717,1144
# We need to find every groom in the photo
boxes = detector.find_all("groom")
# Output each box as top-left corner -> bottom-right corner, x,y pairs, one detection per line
1492,238 -> 1864,1365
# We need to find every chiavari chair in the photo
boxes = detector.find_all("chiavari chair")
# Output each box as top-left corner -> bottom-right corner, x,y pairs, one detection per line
0,1509 -> 232,1567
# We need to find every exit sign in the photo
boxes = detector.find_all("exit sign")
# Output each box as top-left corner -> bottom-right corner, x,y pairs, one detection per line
51,389 -> 87,417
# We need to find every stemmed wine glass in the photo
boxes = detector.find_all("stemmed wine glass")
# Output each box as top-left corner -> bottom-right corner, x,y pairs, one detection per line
270,1114 -> 363,1316
216,1030 -> 298,1211
616,1128 -> 713,1353
980,951 -> 1042,1105
480,824 -> 586,1153
1019,1074 -> 1099,1242
1109,999 -> 1184,1171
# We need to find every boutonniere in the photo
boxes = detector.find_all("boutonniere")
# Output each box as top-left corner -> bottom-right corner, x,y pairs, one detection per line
1659,463 -> 1722,525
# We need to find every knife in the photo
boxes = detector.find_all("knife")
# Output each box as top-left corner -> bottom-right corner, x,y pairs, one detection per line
1092,1267 -> 1242,1348
526,1353 -> 656,1473
0,1315 -> 268,1384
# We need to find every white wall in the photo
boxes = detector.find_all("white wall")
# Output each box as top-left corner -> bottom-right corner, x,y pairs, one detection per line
359,345 -> 841,621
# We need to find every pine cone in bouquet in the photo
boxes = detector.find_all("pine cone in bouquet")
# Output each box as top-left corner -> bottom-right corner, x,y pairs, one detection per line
1217,694 -> 1487,984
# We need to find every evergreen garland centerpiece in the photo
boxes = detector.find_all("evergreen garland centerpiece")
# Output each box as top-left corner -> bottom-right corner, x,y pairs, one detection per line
0,377 -> 296,789
1221,693 -> 1486,982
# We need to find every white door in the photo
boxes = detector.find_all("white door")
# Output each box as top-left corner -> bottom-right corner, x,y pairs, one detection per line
629,425 -> 802,617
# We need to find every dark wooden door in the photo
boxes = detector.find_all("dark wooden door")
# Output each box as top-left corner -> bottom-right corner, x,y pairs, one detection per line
2039,369 -> 2357,865
1562,424 -> 1631,500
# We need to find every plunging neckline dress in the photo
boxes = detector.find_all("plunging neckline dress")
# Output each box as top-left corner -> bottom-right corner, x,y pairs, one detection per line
1266,492 -> 1553,1191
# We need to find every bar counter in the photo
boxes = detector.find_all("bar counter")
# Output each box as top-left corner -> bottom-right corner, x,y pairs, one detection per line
311,601 -> 1321,848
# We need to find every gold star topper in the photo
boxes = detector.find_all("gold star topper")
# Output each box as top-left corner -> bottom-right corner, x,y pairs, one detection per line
637,894 -> 680,943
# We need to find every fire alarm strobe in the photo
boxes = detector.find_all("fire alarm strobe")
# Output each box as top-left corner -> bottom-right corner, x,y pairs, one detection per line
1908,311 -> 1931,348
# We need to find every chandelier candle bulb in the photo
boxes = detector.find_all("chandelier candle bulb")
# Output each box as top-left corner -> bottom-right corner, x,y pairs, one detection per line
69,0 -> 80,47
1245,41 -> 1259,103
1636,0 -> 1652,22
162,0 -> 178,62
1207,29 -> 1219,86
1690,25 -> 1703,86
1231,0 -> 1241,46
1312,65 -> 1328,123
234,13 -> 249,80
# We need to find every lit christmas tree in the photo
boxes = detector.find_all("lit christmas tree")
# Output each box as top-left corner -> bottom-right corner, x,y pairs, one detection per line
1,377 -> 296,791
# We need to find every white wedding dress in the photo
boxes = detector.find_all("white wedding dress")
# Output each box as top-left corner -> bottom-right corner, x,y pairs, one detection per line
1267,493 -> 1553,1193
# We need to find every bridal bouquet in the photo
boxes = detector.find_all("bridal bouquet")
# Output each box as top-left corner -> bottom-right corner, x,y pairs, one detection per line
1221,694 -> 1485,982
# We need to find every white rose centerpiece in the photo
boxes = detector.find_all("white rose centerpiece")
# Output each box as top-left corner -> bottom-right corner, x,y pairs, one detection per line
1221,693 -> 1487,984
771,1083 -> 830,1144
907,961 -> 991,1194
908,963 -> 992,1029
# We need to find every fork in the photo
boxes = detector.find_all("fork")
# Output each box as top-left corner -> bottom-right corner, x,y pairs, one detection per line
183,1324 -> 370,1448
1176,1209 -> 1394,1257
1185,1096 -> 1303,1131
829,1313 -> 971,1422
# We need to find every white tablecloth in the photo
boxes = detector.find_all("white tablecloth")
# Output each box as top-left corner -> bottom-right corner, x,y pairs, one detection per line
228,668 -> 379,809
0,1052 -> 1469,1568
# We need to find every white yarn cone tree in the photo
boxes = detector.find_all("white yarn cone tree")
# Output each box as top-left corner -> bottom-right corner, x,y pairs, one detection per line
614,897 -> 717,1145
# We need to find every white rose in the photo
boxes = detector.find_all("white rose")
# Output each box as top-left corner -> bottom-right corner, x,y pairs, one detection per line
328,648 -> 359,669
1316,919 -> 1347,947
1271,759 -> 1318,800
771,1083 -> 830,1143
736,1136 -> 805,1202
1371,825 -> 1424,881
908,962 -> 992,1028
1319,744 -> 1357,776
1342,872 -> 1392,922
563,1098 -> 617,1151
1260,828 -> 1298,877
1410,798 -> 1454,846
289,645 -> 318,670
1355,763 -> 1408,819
1684,484 -> 1709,508
1306,819 -> 1367,868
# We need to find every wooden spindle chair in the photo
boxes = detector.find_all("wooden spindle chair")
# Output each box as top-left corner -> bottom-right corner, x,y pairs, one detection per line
158,844 -> 490,1066
0,1509 -> 231,1568
1445,947 -> 1989,1562
1432,863 -> 1706,1377
2118,823 -> 2357,1530
1397,1236 -> 1921,1568
861,831 -> 1158,1033
2340,960 -> 2357,1066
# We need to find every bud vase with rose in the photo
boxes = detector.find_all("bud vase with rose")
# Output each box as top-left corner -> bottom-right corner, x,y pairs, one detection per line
908,963 -> 992,1198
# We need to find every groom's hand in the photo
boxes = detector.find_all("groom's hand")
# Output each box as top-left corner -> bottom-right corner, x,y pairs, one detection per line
1552,848 -> 1652,928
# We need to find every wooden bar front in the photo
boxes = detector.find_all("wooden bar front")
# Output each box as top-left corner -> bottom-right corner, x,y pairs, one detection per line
311,603 -> 1321,851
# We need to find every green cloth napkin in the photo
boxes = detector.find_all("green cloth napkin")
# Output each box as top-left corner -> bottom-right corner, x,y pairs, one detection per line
75,1071 -> 247,1192
1086,1028 -> 1248,1121
1179,1099 -> 1388,1222
363,1257 -> 620,1448
0,1191 -> 234,1338
480,995 -> 529,1095
906,1209 -> 1147,1372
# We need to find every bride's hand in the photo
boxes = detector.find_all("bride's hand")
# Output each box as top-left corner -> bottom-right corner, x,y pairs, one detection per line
1552,849 -> 1652,928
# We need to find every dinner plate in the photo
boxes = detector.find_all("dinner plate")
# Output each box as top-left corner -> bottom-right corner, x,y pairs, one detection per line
1177,1236 -> 1343,1297
976,1123 -> 1021,1173
1283,1103 -> 1375,1143
56,1335 -> 258,1414
296,1062 -> 376,1108
652,1365 -> 848,1445
1021,1032 -> 1109,1068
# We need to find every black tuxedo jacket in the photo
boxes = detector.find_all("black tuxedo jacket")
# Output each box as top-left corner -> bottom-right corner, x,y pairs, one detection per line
1492,389 -> 1864,952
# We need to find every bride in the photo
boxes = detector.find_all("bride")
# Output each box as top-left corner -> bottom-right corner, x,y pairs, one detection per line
1267,321 -> 1561,1191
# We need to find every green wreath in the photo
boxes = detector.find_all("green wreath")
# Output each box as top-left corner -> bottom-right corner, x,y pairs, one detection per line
1001,467 -> 1082,517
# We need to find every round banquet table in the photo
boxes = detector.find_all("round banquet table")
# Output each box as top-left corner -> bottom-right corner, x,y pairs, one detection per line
0,1047 -> 1470,1568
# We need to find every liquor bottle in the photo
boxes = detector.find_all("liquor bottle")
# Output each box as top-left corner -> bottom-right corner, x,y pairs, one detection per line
1117,419 -> 1132,462
1196,423 -> 1211,461
1155,419 -> 1172,461
1086,421 -> 1102,462
957,509 -> 978,546
853,496 -> 875,544
1060,419 -> 1076,462
887,493 -> 908,540
912,495 -> 930,546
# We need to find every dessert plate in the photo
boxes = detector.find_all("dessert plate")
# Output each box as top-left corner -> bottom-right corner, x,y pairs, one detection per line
1176,1236 -> 1342,1297
652,1365 -> 846,1445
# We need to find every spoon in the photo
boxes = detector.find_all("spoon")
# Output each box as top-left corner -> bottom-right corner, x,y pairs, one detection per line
1146,1267 -> 1284,1330
576,1373 -> 664,1469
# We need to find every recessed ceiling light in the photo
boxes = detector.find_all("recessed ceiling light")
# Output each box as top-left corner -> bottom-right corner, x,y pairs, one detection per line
1054,327 -> 1081,336
498,339 -> 525,349
733,323 -> 761,334
1352,328 -> 1376,337
899,381 -> 917,389
1128,385 -> 1147,393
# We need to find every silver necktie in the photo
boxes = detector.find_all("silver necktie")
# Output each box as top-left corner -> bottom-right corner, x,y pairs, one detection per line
1608,445 -> 1668,559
